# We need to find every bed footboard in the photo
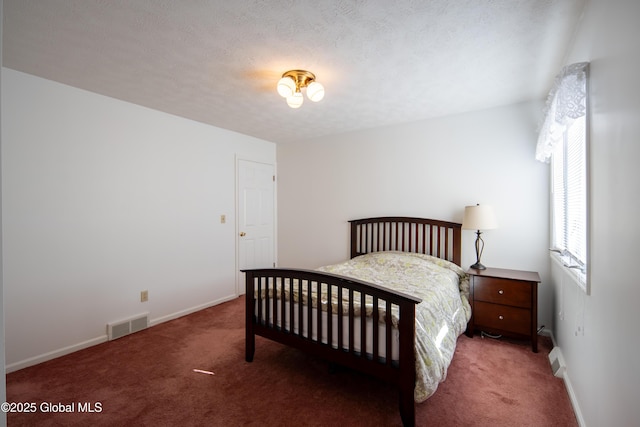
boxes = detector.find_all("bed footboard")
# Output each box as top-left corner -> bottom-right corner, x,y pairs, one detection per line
243,268 -> 421,427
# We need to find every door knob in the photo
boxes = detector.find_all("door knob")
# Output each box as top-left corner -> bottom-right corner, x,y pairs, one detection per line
239,232 -> 246,237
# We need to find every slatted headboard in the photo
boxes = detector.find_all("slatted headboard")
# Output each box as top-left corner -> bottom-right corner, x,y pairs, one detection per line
349,216 -> 462,266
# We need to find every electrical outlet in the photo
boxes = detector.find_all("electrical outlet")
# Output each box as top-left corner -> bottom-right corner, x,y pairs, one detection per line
140,290 -> 148,302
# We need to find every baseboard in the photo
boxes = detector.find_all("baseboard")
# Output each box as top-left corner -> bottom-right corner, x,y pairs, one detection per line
538,327 -> 555,342
6,336 -> 108,373
149,294 -> 237,326
562,370 -> 586,427
6,294 -> 238,373
539,329 -> 586,427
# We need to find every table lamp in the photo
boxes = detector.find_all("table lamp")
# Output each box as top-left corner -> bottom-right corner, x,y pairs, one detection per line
462,204 -> 498,270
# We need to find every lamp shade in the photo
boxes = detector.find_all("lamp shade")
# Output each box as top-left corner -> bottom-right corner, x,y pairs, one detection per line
306,81 -> 325,102
277,77 -> 296,98
286,91 -> 304,108
462,205 -> 498,230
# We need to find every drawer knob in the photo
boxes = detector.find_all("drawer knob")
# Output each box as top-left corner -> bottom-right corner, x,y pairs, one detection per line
498,290 -> 504,295
498,315 -> 504,320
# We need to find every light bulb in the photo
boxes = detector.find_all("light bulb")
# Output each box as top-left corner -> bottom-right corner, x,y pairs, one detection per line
286,92 -> 304,108
306,81 -> 325,102
277,77 -> 295,98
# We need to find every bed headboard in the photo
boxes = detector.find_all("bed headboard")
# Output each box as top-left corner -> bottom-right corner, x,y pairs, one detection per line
349,216 -> 462,266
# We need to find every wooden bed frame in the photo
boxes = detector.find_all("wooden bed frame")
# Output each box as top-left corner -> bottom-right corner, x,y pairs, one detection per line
243,217 -> 462,427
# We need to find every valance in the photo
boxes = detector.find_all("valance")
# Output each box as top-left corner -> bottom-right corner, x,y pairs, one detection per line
535,62 -> 589,162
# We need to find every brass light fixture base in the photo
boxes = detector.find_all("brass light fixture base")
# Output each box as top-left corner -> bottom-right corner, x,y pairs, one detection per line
282,70 -> 316,89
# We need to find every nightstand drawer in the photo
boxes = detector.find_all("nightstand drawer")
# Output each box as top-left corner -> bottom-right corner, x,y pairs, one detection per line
473,301 -> 531,335
473,276 -> 531,308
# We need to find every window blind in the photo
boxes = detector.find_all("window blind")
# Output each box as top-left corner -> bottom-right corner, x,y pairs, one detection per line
552,116 -> 587,270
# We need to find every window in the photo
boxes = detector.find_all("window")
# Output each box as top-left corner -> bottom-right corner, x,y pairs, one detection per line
551,115 -> 587,286
536,62 -> 589,293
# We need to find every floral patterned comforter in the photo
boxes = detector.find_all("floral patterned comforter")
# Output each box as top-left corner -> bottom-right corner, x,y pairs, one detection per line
316,251 -> 471,402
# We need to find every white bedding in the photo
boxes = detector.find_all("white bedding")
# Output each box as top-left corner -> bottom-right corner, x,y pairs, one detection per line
316,251 -> 471,402
254,251 -> 471,402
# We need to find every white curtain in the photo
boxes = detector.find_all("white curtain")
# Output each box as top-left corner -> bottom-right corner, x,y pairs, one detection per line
535,62 -> 589,162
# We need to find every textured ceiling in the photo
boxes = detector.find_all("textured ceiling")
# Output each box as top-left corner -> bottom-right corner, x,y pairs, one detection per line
3,0 -> 586,144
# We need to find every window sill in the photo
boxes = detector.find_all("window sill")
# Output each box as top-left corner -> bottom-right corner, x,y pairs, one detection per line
550,252 -> 589,295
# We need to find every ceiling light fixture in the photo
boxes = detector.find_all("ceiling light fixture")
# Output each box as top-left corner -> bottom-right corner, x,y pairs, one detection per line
277,70 -> 325,109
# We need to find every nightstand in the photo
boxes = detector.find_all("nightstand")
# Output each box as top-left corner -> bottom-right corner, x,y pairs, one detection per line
466,267 -> 541,352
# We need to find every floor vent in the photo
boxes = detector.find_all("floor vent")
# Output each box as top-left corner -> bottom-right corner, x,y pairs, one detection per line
107,313 -> 149,341
548,346 -> 566,378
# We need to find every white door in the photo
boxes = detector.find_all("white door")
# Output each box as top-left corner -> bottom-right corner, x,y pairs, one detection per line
237,159 -> 275,294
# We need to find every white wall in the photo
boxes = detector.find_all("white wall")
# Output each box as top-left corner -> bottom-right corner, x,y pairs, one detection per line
550,0 -> 640,425
0,1 -> 7,425
1,68 -> 275,370
277,101 -> 553,328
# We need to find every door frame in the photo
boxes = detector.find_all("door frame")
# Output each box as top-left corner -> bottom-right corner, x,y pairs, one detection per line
235,154 -> 277,296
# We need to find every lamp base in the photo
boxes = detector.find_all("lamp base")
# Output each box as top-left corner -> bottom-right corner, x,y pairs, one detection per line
469,262 -> 486,270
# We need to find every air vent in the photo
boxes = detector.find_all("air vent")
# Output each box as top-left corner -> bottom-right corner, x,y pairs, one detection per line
107,313 -> 149,341
548,346 -> 566,378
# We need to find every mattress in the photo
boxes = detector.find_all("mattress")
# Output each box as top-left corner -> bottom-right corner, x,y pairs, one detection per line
258,298 -> 401,360
254,251 -> 471,402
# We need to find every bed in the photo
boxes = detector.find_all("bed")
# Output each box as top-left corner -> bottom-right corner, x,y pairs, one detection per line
243,217 -> 471,427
